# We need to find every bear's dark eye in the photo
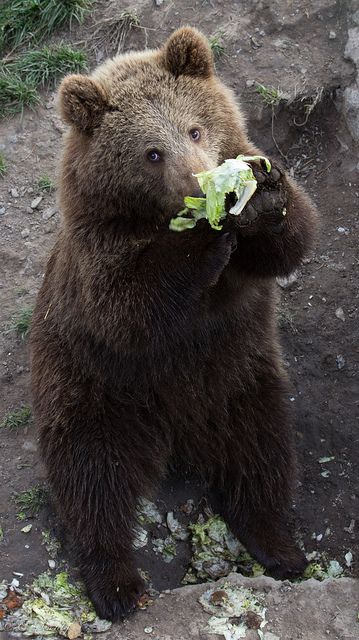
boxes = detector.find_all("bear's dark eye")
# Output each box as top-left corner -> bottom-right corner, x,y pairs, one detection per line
147,149 -> 162,163
190,128 -> 201,142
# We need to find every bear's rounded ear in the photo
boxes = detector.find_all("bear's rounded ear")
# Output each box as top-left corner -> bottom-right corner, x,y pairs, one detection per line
58,74 -> 109,132
162,27 -> 214,79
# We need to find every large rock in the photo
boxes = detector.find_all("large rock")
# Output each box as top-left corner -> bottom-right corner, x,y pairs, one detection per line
344,83 -> 359,142
104,573 -> 359,640
345,27 -> 359,69
344,27 -> 359,141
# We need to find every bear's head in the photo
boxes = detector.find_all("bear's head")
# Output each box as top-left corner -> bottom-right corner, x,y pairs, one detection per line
58,27 -> 247,226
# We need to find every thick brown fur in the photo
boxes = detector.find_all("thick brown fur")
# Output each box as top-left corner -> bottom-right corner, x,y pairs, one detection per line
30,27 -> 318,621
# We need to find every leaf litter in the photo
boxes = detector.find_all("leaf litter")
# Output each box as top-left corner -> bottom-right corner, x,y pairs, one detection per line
0,498 -> 350,637
199,582 -> 267,639
0,572 -> 111,638
182,514 -> 265,584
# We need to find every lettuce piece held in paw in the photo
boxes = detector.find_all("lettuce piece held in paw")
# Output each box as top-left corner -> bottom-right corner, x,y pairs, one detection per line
170,155 -> 271,232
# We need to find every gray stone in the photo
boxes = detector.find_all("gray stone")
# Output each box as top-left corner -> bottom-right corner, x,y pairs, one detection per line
345,27 -> 359,68
42,206 -> 57,221
343,83 -> 359,141
30,195 -> 42,209
21,228 -> 30,238
22,440 -> 37,453
276,270 -> 299,288
10,188 -> 19,198
101,573 -> 359,640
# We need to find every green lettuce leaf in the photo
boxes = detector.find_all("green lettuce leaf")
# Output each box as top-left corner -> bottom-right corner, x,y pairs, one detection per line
170,154 -> 271,231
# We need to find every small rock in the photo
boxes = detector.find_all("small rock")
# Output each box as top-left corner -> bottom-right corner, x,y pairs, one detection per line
335,307 -> 345,321
21,228 -> 30,238
67,622 -> 81,639
154,0 -> 165,5
277,270 -> 298,288
30,196 -> 42,209
329,30 -> 336,39
246,79 -> 255,87
244,632 -> 259,640
0,207 -> 5,215
210,590 -> 228,605
48,559 -> 56,569
336,354 -> 345,369
241,611 -> 262,629
10,188 -> 19,198
42,206 -> 57,221
25,206 -> 34,214
144,627 -> 153,634
344,519 -> 355,534
44,222 -> 56,234
22,440 -> 37,452
337,226 -> 350,234
21,524 -> 32,533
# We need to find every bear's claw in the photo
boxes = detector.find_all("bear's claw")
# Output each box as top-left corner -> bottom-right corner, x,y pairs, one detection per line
85,574 -> 145,622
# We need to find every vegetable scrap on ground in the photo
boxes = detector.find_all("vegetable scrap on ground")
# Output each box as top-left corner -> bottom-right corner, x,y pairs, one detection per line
0,499 -> 352,638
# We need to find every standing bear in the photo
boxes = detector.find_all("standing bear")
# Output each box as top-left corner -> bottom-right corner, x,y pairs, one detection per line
30,27 -> 317,621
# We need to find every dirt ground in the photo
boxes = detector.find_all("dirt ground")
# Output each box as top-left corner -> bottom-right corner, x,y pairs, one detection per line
0,0 -> 358,612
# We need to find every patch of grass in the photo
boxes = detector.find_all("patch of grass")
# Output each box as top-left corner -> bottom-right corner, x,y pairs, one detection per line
38,174 -> 55,192
0,0 -> 93,55
9,44 -> 88,88
209,33 -> 225,59
1,406 -> 31,429
255,83 -> 285,107
14,485 -> 49,518
0,152 -> 6,177
11,306 -> 33,339
16,287 -> 30,296
0,44 -> 87,118
0,71 -> 40,118
90,9 -> 140,56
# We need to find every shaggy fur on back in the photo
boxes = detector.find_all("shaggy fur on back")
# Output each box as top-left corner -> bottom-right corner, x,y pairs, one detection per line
30,27 -> 318,621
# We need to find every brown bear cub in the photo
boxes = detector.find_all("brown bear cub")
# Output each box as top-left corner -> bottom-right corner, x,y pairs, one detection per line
30,27 -> 317,621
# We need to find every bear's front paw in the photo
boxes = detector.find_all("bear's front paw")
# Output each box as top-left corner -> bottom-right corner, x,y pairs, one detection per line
85,571 -> 145,622
203,231 -> 237,286
237,160 -> 288,234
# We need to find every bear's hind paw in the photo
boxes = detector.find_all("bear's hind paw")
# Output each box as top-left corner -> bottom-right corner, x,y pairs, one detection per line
86,574 -> 145,622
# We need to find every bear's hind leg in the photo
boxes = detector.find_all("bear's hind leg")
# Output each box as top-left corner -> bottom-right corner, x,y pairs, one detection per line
40,398 -> 168,621
217,379 -> 307,579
